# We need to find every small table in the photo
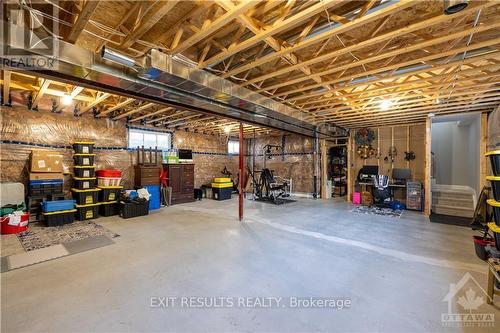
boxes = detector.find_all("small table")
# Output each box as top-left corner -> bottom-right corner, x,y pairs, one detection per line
487,258 -> 500,304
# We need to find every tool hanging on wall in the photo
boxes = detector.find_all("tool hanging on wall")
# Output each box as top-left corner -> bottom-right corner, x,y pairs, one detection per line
404,151 -> 416,161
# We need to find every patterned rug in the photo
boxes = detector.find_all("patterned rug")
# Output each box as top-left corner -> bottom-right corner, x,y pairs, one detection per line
17,221 -> 119,252
351,205 -> 403,218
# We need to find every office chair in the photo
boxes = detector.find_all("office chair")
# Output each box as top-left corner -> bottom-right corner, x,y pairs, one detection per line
372,175 -> 391,207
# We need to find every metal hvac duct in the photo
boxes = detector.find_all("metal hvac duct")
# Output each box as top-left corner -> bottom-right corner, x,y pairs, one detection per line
1,20 -> 347,138
444,0 -> 469,15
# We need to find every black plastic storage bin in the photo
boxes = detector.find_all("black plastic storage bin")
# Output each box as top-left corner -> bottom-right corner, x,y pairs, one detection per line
99,201 -> 119,216
42,209 -> 76,227
488,199 -> 500,226
73,177 -> 96,190
75,203 -> 100,220
487,176 -> 500,201
74,165 -> 96,178
473,235 -> 495,260
73,142 -> 95,154
120,200 -> 149,219
487,150 -> 500,176
72,188 -> 100,205
213,187 -> 232,201
73,154 -> 95,166
98,186 -> 123,202
29,181 -> 64,196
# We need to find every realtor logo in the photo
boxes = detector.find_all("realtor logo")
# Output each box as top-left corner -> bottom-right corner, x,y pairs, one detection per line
442,272 -> 495,327
1,0 -> 59,70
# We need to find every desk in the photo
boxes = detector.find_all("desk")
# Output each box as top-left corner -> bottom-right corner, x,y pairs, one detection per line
358,181 -> 407,204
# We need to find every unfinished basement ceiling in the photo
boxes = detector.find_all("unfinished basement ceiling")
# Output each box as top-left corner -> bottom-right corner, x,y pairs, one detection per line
3,72 -> 283,137
3,0 -> 500,129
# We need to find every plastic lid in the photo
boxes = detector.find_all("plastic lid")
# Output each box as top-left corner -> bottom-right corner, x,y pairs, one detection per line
487,222 -> 500,233
73,177 -> 97,180
101,201 -> 118,205
75,203 -> 101,208
74,165 -> 96,168
485,150 -> 500,156
97,186 -> 124,189
42,209 -> 77,215
487,199 -> 500,207
71,188 -> 101,192
486,176 -> 500,181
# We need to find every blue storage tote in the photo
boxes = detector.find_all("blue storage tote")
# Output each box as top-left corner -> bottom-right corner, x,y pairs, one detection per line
41,200 -> 75,213
144,185 -> 160,210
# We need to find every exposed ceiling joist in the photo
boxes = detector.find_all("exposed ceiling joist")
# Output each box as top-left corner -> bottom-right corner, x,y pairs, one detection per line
78,92 -> 111,115
121,1 -> 180,48
67,0 -> 100,43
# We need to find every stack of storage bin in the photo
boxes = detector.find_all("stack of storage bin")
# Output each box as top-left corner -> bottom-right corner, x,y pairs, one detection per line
486,150 -> 500,250
41,199 -> 76,226
72,142 -> 100,220
212,177 -> 233,201
97,169 -> 122,217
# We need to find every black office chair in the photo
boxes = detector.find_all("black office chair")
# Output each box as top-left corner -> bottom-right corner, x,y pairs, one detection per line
372,175 -> 391,207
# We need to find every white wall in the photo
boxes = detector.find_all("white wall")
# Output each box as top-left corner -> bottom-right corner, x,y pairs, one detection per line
431,114 -> 480,194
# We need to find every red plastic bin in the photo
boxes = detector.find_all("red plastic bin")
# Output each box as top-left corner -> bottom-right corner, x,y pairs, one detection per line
1,213 -> 29,234
96,169 -> 122,177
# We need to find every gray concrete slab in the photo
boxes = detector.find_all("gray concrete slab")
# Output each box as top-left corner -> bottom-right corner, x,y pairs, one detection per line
1,197 -> 499,332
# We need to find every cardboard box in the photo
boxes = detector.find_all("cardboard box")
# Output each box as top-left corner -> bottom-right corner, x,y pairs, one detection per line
30,150 -> 63,173
29,172 -> 64,180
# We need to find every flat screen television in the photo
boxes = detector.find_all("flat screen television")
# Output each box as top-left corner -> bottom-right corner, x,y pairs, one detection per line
178,149 -> 193,160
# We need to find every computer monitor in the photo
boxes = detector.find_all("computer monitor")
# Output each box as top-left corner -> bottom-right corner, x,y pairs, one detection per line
358,165 -> 379,181
392,168 -> 411,181
361,165 -> 379,176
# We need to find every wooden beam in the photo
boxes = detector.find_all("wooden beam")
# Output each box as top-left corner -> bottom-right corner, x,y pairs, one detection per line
480,112 -> 488,189
171,1 -> 259,55
121,1 -> 180,48
320,139 -> 327,199
146,111 -> 190,124
284,40 -> 500,103
424,117 -> 432,216
78,92 -> 111,115
70,86 -> 84,98
2,70 -> 11,103
251,20 -> 500,91
98,98 -> 135,117
201,0 -> 347,68
130,107 -> 174,122
113,102 -> 155,120
67,0 -> 100,43
222,0 -> 414,78
32,79 -> 52,108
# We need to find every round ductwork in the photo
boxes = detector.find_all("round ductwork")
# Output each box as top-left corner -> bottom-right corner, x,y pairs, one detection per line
444,0 -> 469,15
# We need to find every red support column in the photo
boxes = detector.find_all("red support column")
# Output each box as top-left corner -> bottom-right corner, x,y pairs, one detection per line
239,122 -> 244,221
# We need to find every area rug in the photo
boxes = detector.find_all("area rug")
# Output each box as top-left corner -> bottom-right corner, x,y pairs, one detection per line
255,198 -> 297,205
351,205 -> 403,218
17,221 -> 120,252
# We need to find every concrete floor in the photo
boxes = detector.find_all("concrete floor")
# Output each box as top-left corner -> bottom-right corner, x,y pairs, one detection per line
1,197 -> 499,332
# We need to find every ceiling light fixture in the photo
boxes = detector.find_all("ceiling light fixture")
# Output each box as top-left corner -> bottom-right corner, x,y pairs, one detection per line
224,126 -> 231,134
379,100 -> 393,111
61,94 -> 72,105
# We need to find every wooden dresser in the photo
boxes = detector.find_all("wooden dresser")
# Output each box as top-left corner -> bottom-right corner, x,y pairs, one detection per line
164,163 -> 195,205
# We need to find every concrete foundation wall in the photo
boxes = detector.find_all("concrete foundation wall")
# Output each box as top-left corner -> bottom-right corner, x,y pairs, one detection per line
0,105 -> 237,191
